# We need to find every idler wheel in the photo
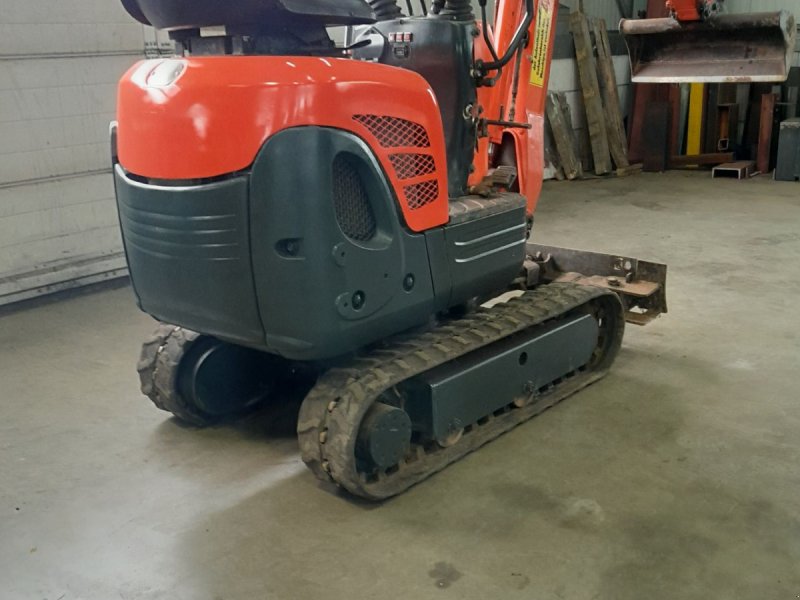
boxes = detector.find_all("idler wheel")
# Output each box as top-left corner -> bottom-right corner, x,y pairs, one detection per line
177,338 -> 274,418
356,403 -> 412,470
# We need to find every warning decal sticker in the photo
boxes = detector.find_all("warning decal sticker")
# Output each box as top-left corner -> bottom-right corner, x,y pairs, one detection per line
529,0 -> 553,87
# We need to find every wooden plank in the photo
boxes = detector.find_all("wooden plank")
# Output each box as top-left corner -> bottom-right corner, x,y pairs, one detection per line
569,11 -> 612,175
642,101 -> 670,172
577,130 -> 594,174
668,152 -> 734,167
591,18 -> 629,169
616,163 -> 643,177
757,92 -> 778,174
545,93 -> 582,180
556,93 -> 582,167
686,83 -> 706,156
560,93 -> 593,175
543,116 -> 565,181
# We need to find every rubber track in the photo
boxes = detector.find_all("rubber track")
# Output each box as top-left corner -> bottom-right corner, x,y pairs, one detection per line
297,282 -> 625,500
137,323 -> 213,426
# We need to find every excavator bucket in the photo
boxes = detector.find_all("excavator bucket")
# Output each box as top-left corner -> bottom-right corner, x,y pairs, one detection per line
620,11 -> 796,83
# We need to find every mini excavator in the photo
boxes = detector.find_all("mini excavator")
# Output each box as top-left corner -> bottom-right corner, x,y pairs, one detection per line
113,0 -> 795,499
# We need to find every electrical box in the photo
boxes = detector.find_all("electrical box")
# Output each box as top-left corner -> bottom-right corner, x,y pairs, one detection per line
775,118 -> 800,182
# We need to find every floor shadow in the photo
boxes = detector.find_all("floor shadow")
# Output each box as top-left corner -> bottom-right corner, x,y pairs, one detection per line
145,340 -> 797,600
164,374 -> 710,599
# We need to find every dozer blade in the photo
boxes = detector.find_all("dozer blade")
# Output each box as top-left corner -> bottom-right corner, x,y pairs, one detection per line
527,243 -> 668,326
620,11 -> 796,83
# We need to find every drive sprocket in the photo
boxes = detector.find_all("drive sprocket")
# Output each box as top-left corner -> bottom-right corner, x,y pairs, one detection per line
137,323 -> 277,426
297,282 -> 625,500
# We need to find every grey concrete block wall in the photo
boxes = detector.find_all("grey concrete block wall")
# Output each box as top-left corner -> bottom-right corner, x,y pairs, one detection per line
0,1 -> 146,305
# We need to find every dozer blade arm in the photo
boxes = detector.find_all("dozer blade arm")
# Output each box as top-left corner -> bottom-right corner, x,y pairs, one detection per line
526,244 -> 668,326
621,10 -> 796,83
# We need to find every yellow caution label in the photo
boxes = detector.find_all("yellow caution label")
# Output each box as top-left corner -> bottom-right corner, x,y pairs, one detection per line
529,0 -> 554,87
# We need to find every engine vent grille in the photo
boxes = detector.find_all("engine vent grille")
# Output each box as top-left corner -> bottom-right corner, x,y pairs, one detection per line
353,114 -> 442,217
403,180 -> 440,210
353,115 -> 431,148
388,153 -> 436,180
332,155 -> 377,241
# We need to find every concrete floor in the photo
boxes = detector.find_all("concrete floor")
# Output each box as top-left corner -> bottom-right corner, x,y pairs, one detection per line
2,171 -> 799,600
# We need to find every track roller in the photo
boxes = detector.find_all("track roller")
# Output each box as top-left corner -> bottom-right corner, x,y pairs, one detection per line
298,282 -> 625,500
356,402 -> 412,470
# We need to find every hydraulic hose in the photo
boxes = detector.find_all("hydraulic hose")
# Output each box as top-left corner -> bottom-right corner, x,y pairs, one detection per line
438,0 -> 474,20
367,0 -> 404,21
481,0 -> 534,71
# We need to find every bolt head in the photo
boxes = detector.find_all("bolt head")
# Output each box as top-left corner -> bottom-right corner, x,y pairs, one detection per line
351,291 -> 365,310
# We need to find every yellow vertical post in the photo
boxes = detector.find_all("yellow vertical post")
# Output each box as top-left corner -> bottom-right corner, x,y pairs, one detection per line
686,83 -> 705,156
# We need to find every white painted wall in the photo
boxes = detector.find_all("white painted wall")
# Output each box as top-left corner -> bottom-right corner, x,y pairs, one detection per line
0,1 -> 153,305
548,55 -> 632,127
724,0 -> 800,13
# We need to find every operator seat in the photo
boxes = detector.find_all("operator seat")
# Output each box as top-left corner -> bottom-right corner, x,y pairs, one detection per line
121,0 -> 376,29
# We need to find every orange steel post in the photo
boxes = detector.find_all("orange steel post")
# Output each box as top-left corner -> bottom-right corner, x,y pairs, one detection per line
470,0 -> 558,214
518,0 -> 558,213
470,0 -> 526,188
489,0 -> 524,133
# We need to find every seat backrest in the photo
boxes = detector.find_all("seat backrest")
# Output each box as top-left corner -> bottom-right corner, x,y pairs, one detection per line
121,0 -> 375,30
